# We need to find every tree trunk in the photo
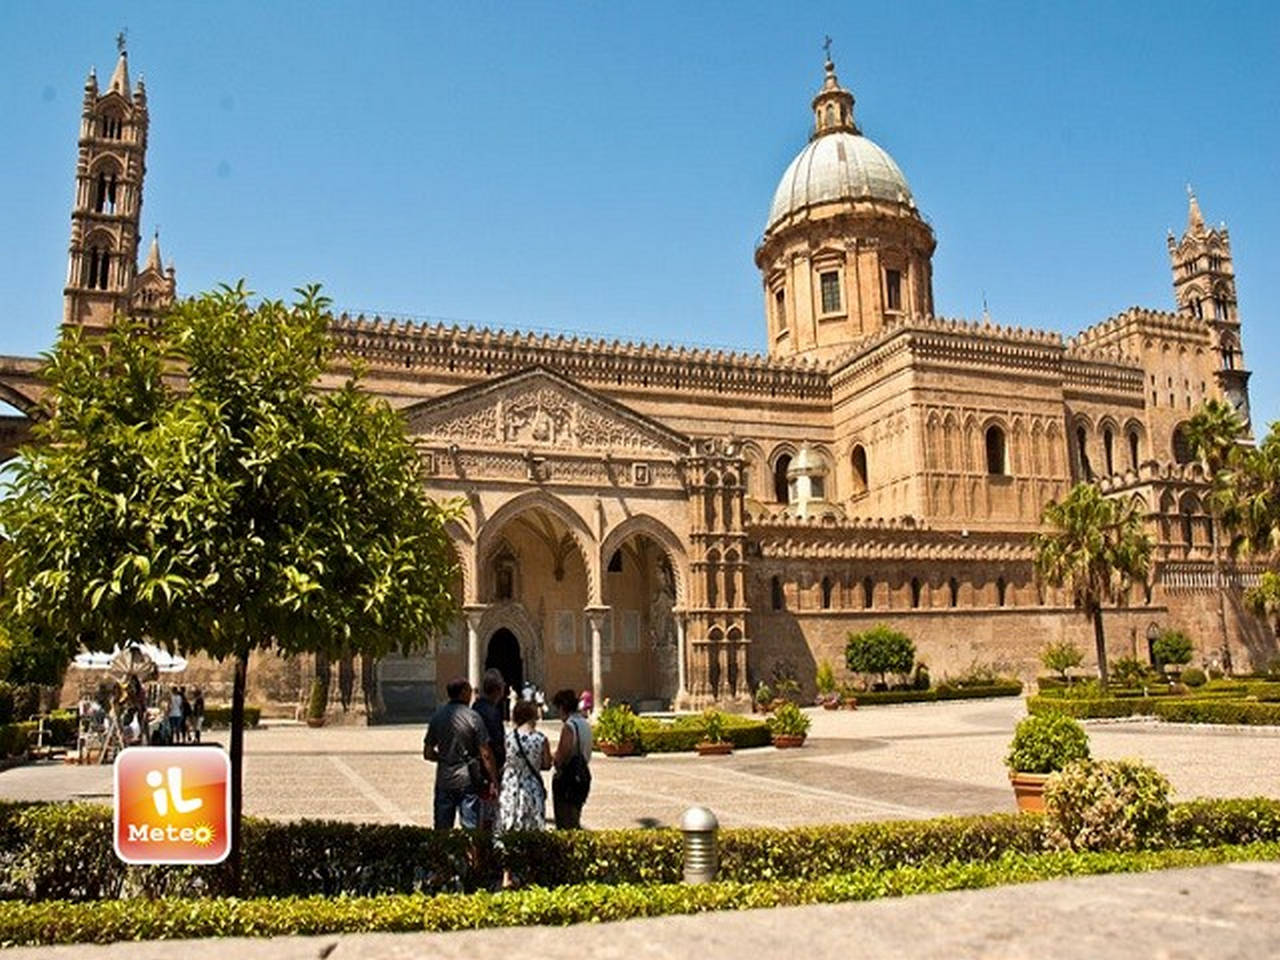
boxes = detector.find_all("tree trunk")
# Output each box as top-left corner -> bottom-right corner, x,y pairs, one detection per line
228,649 -> 248,894
1209,509 -> 1233,673
1092,606 -> 1110,687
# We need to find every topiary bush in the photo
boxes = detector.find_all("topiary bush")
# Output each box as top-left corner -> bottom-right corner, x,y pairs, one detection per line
1110,656 -> 1152,688
1153,629 -> 1194,669
1181,667 -> 1207,688
1040,640 -> 1084,682
593,703 -> 642,746
1005,712 -> 1090,774
201,706 -> 261,728
845,624 -> 915,686
1044,759 -> 1171,852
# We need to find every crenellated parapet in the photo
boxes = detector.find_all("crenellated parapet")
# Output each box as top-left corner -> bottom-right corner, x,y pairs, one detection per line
328,314 -> 833,401
1073,306 -> 1210,351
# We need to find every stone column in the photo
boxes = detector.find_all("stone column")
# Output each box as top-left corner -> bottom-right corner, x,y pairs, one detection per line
674,610 -> 688,700
584,606 -> 610,710
463,605 -> 486,691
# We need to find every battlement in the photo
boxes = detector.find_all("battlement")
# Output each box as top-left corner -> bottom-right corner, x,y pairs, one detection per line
327,313 -> 833,400
1073,305 -> 1209,351
748,511 -> 1036,561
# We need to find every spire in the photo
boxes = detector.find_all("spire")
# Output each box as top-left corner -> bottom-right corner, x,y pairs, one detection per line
1186,183 -> 1205,235
810,37 -> 858,138
109,31 -> 130,95
145,231 -> 163,272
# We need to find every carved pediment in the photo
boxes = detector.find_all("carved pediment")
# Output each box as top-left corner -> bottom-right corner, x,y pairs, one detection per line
404,366 -> 690,456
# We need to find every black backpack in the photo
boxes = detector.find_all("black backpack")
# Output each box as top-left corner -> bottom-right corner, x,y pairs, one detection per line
557,718 -> 591,806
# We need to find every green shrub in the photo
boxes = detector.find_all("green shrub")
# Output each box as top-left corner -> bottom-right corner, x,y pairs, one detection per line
1110,657 -> 1152,688
700,709 -> 727,744
767,702 -> 811,738
754,681 -> 773,706
845,625 -> 915,685
0,724 -> 30,758
633,715 -> 771,753
814,660 -> 836,696
849,683 -> 1022,706
1040,640 -> 1084,681
201,706 -> 261,728
1152,699 -> 1280,725
1026,696 -> 1155,719
1006,713 -> 1090,774
1044,759 -> 1171,852
1181,667 -> 1207,688
1169,797 -> 1280,847
593,703 -> 642,746
1153,629 -> 1194,668
2,844 -> 1279,946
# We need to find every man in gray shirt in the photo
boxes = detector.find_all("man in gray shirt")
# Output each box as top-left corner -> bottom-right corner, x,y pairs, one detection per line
423,677 -> 498,829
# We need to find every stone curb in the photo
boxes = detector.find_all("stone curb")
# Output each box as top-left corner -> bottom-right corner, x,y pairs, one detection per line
1081,716 -> 1280,736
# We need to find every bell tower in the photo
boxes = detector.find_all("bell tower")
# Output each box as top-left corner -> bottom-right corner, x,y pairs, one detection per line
1168,188 -> 1251,427
63,38 -> 151,332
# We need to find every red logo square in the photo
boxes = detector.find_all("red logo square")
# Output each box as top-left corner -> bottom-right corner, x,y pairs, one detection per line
113,747 -> 231,865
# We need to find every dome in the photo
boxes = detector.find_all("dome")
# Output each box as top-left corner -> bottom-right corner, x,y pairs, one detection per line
766,131 -> 915,230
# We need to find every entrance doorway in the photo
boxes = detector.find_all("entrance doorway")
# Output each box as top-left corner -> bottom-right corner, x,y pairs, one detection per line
485,628 -> 524,698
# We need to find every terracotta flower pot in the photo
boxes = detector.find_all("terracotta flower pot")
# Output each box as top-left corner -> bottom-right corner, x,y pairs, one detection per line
696,740 -> 733,756
773,734 -> 806,749
599,741 -> 637,757
1009,771 -> 1050,812
843,698 -> 859,709
305,716 -> 326,728
821,699 -> 840,710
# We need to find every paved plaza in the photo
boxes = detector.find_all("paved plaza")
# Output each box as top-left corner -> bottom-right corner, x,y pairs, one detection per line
2,698 -> 1278,827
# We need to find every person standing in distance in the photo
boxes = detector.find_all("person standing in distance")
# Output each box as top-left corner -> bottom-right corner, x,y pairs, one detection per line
550,688 -> 593,829
423,677 -> 498,830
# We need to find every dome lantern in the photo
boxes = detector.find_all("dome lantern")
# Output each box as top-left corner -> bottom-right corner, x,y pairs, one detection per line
811,55 -> 857,138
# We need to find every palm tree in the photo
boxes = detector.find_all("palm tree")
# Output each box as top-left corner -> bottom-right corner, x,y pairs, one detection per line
1034,483 -> 1153,686
1185,399 -> 1245,671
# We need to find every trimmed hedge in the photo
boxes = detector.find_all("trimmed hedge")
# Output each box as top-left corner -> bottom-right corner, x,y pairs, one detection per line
201,706 -> 261,728
1028,695 -> 1280,724
0,843 -> 1276,945
630,715 -> 772,753
0,711 -> 77,759
4,797 -> 1280,903
852,682 -> 1023,706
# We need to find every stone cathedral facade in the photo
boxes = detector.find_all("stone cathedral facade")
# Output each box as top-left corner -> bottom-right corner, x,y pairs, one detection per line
2,47 -> 1274,719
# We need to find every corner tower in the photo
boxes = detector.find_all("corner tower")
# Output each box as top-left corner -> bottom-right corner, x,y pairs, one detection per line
63,41 -> 167,331
755,52 -> 935,362
1168,189 -> 1251,426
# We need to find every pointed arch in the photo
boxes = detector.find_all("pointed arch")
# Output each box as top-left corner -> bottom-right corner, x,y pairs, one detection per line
475,489 -> 598,604
599,514 -> 690,608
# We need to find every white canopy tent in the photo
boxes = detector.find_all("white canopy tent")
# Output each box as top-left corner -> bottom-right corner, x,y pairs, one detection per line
72,644 -> 188,674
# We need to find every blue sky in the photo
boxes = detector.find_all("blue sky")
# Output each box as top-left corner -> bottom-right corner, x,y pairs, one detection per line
2,2 -> 1278,424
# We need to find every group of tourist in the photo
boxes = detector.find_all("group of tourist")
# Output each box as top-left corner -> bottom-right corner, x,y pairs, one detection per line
164,685 -> 205,743
423,670 -> 593,842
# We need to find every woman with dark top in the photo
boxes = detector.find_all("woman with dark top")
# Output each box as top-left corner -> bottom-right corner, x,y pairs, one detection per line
550,688 -> 593,829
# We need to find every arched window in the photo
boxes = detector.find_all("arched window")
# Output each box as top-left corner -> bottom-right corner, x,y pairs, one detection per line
862,576 -> 874,609
771,575 -> 784,611
1179,494 -> 1199,545
83,246 -> 111,290
774,288 -> 787,331
93,170 -> 119,214
1076,426 -> 1093,480
824,104 -> 835,126
996,577 -> 1008,607
948,577 -> 959,608
1172,426 -> 1194,465
910,577 -> 922,609
821,576 -> 833,610
773,455 -> 792,504
851,445 -> 869,496
1103,428 -> 1115,475
985,426 -> 1007,476
1128,430 -> 1140,469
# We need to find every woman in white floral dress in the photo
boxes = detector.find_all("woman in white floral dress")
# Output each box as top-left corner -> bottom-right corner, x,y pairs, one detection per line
497,699 -> 552,836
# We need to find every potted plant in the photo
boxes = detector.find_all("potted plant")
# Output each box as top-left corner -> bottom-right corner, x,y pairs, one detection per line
594,702 -> 641,757
815,660 -> 840,709
838,680 -> 859,710
768,701 -> 811,748
1005,712 -> 1090,812
305,677 -> 326,728
695,708 -> 733,756
754,681 -> 773,714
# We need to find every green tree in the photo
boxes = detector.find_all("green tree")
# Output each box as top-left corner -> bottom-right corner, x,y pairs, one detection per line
1185,398 -> 1246,670
1152,629 -> 1193,669
0,285 -> 461,885
1040,639 -> 1084,682
845,624 -> 915,686
1033,484 -> 1152,687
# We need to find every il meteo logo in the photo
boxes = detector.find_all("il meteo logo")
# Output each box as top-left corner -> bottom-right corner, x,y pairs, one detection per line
113,747 -> 231,864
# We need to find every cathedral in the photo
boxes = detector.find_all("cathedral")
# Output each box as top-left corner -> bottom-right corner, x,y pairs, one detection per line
1,46 -> 1273,719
